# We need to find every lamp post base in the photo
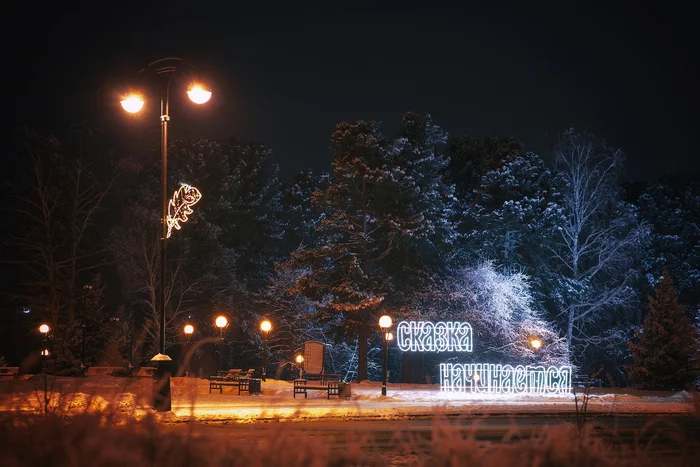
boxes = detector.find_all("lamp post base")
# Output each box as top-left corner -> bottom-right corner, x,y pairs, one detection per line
151,353 -> 172,412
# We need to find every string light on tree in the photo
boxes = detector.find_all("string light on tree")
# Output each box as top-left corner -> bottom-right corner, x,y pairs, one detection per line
166,184 -> 202,238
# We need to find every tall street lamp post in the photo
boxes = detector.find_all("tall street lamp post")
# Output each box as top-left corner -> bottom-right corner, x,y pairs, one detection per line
378,315 -> 393,396
215,315 -> 228,374
260,319 -> 271,382
120,57 -> 211,411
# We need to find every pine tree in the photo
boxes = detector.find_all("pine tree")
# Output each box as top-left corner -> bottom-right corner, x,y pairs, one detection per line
628,272 -> 700,390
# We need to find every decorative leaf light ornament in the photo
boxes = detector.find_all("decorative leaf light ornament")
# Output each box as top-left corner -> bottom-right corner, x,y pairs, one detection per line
166,184 -> 202,238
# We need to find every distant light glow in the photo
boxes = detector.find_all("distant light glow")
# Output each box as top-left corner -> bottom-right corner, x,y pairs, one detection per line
440,363 -> 572,395
530,338 -> 542,350
260,320 -> 272,333
184,324 -> 194,335
396,321 -> 473,352
295,354 -> 304,364
41,349 -> 50,356
187,84 -> 212,104
22,307 -> 30,314
215,316 -> 228,328
39,324 -> 50,334
120,94 -> 145,113
166,184 -> 202,238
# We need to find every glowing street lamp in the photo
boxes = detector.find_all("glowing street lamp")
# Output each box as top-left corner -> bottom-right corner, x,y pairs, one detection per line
184,324 -> 194,342
215,315 -> 228,374
295,354 -> 304,379
38,324 -> 50,372
120,94 -> 145,113
215,315 -> 228,334
379,315 -> 393,396
260,319 -> 272,382
530,338 -> 542,350
120,58 -> 212,411
187,84 -> 212,104
182,324 -> 194,377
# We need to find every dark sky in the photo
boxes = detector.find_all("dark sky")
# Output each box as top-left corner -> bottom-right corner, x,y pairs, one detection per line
7,1 -> 699,181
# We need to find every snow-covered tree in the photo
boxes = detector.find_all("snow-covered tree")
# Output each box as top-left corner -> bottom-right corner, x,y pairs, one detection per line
549,128 -> 650,361
463,153 -> 565,323
281,120 -> 394,382
282,115 -> 458,381
450,262 -> 568,365
628,272 -> 700,390
445,134 -> 523,197
383,112 -> 459,298
637,181 -> 700,306
281,170 -> 330,251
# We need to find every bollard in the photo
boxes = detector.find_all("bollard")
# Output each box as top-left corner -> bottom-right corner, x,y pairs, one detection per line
151,354 -> 172,411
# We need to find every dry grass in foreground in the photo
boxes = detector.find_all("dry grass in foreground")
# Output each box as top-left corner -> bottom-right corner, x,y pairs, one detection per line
1,409 -> 698,467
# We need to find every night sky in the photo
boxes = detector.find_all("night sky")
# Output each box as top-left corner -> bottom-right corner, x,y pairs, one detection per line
7,1 -> 699,181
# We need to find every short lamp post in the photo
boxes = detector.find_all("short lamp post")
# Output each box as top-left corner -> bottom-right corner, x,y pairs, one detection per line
120,57 -> 212,412
260,319 -> 272,382
295,354 -> 304,379
183,324 -> 194,377
39,324 -> 50,372
215,315 -> 228,374
379,315 -> 393,396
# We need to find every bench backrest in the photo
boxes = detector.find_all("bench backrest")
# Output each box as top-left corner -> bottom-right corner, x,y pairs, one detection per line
0,367 -> 19,375
303,341 -> 325,374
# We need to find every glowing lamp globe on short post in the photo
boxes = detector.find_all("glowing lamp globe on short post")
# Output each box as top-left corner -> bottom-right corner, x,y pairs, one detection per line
215,316 -> 228,374
295,354 -> 304,379
184,324 -> 194,343
38,324 -> 50,372
259,320 -> 272,382
183,324 -> 194,377
378,315 -> 393,396
530,338 -> 542,351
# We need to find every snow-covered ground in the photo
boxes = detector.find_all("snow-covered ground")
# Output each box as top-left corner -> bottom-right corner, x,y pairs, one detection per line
0,377 -> 694,422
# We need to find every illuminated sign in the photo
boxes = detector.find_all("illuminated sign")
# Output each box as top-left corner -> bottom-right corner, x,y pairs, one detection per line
439,363 -> 572,395
166,184 -> 202,238
396,321 -> 473,352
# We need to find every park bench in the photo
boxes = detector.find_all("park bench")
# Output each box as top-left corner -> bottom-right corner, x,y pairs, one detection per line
209,369 -> 260,395
135,366 -> 156,377
305,372 -> 342,385
293,379 -> 348,399
85,366 -> 122,376
0,367 -> 19,379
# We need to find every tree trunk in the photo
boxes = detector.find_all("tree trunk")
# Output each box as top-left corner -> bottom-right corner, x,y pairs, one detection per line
357,328 -> 368,382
